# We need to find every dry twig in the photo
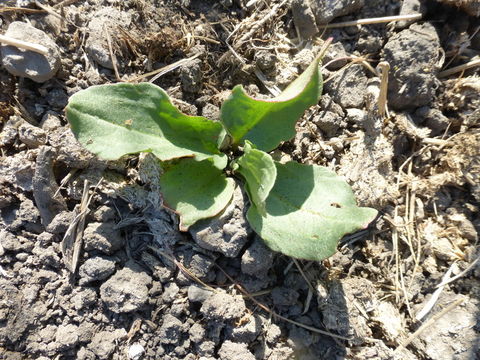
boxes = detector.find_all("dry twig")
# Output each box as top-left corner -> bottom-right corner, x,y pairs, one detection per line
318,14 -> 422,29
0,34 -> 49,55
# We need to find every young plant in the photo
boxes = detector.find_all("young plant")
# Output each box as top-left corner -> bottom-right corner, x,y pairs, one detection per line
66,54 -> 377,261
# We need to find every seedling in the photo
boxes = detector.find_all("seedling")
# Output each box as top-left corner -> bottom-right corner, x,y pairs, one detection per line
66,54 -> 377,261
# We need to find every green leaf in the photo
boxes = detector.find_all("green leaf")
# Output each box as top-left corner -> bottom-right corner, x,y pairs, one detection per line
66,83 -> 226,164
220,56 -> 323,151
234,141 -> 276,214
160,158 -> 235,231
247,161 -> 377,261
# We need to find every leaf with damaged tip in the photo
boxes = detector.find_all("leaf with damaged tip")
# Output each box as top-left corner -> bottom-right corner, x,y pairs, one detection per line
220,55 -> 323,151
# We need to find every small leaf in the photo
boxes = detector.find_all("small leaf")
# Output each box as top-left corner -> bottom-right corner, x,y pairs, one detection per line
66,83 -> 226,164
220,55 -> 322,151
247,161 -> 377,261
234,141 -> 276,214
161,158 -> 235,231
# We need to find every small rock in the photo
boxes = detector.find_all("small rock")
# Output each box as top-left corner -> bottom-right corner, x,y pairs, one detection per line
241,237 -> 273,276
382,22 -> 440,110
162,282 -> 179,304
92,205 -> 117,222
128,343 -> 145,360
79,256 -> 116,285
46,210 -> 74,234
255,50 -> 277,72
55,324 -> 79,350
312,110 -> 343,137
83,222 -> 124,255
72,288 -> 97,310
40,111 -> 62,131
1,21 -> 61,82
291,0 -> 319,39
188,284 -> 213,303
85,8 -> 131,69
324,64 -> 368,109
225,314 -> 262,342
396,0 -> 427,29
46,88 -> 68,109
414,107 -> 450,136
180,58 -> 203,93
323,42 -> 348,70
18,123 -> 47,148
190,185 -> 252,257
33,146 -> 68,226
87,329 -> 127,360
311,0 -> 365,24
159,314 -> 184,345
218,341 -> 255,360
374,301 -> 404,343
48,127 -> 99,169
200,292 -> 246,321
100,261 -> 152,313
201,103 -> 220,121
188,253 -> 214,280
189,323 -> 205,343
271,287 -> 299,307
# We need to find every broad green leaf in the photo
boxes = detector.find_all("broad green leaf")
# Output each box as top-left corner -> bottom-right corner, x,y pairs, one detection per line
247,161 -> 377,261
66,83 -> 226,165
160,158 -> 235,231
220,55 -> 323,151
234,141 -> 276,214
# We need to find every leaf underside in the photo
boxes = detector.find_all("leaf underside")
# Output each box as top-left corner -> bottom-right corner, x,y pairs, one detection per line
160,158 -> 235,231
220,55 -> 323,152
247,161 -> 378,261
235,141 -> 276,214
66,82 -> 226,164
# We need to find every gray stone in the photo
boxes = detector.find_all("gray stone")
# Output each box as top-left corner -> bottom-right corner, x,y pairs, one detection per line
46,88 -> 68,109
180,58 -> 203,93
159,314 -> 184,345
311,0 -> 365,24
85,8 -> 131,69
162,282 -> 179,304
48,127 -> 100,169
396,0 -> 427,29
40,111 -> 62,131
79,256 -> 116,285
99,261 -> 152,313
55,324 -> 79,350
324,64 -> 368,109
1,21 -> 61,82
83,222 -> 124,255
271,287 -> 299,307
190,185 -> 252,257
189,322 -> 205,343
241,237 -> 273,276
87,329 -> 127,360
291,0 -> 319,39
46,210 -> 74,234
200,292 -> 246,321
33,146 -> 68,226
187,284 -> 213,303
225,314 -> 262,342
72,288 -> 97,310
218,341 -> 255,360
382,22 -> 440,110
18,123 -> 47,148
323,42 -> 348,70
414,107 -> 450,136
255,50 -> 277,72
